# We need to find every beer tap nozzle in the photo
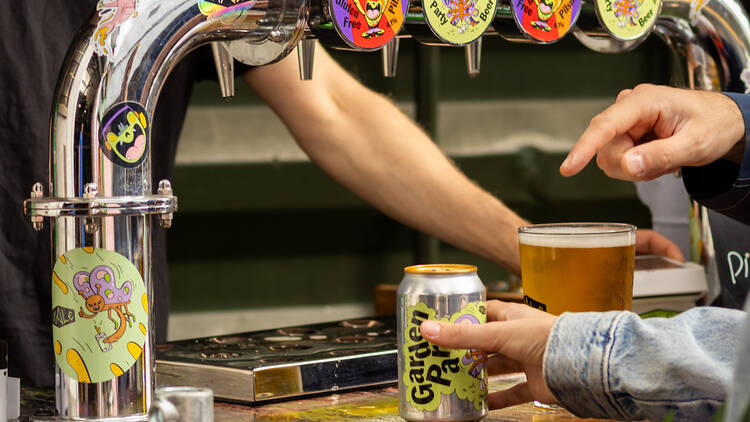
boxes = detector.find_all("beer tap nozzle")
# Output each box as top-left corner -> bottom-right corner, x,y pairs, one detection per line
465,39 -> 482,77
382,39 -> 400,78
211,42 -> 235,101
297,38 -> 316,81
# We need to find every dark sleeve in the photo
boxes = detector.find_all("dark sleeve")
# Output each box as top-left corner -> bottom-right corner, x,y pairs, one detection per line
681,92 -> 750,225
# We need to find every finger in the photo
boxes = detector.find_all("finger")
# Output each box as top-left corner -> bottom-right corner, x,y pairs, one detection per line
486,300 -> 542,322
488,382 -> 534,409
615,88 -> 632,102
487,353 -> 523,374
636,229 -> 685,262
595,133 -> 636,180
561,88 -> 659,177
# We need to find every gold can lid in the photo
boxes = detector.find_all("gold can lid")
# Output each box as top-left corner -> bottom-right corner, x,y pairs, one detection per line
404,264 -> 477,274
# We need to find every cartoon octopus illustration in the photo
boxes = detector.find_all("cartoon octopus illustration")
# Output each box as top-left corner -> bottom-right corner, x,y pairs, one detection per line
446,0 -> 480,29
75,265 -> 135,348
613,0 -> 644,27
94,0 -> 138,55
455,314 -> 487,378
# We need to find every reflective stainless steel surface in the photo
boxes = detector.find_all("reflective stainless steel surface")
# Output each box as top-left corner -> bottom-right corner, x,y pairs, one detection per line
148,387 -> 213,422
654,0 -> 750,92
24,0 -> 309,419
382,39 -> 401,77
211,42 -> 235,100
465,39 -> 482,77
156,316 -> 397,403
297,37 -> 317,80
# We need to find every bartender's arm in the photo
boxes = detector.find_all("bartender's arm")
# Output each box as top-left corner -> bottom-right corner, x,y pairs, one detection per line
241,46 -> 681,273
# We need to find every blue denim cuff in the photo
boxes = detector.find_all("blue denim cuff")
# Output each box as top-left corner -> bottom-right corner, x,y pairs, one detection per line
543,311 -> 629,419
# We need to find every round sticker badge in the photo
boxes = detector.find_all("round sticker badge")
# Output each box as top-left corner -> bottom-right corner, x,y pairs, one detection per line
423,0 -> 497,44
51,248 -> 148,383
596,0 -> 660,41
330,0 -> 408,50
512,0 -> 582,43
99,102 -> 149,168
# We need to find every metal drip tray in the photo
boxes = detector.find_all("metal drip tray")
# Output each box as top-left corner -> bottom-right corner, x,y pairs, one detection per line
156,316 -> 397,403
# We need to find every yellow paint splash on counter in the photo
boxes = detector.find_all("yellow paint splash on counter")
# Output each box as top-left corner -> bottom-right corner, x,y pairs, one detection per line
262,398 -> 400,421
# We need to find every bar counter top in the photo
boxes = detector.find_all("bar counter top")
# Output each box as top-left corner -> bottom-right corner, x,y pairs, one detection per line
21,374 -> 609,421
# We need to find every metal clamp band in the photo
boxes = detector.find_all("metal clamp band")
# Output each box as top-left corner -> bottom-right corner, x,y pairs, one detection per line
24,195 -> 178,218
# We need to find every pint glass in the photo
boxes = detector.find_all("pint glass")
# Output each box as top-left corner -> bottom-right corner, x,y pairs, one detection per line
518,223 -> 636,315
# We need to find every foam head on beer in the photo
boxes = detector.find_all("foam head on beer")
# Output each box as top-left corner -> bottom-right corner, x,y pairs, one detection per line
518,223 -> 636,315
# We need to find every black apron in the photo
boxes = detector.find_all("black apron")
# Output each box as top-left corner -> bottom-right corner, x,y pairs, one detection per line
708,209 -> 750,309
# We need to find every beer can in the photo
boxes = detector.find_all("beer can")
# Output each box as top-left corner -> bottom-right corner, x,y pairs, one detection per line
397,264 -> 488,421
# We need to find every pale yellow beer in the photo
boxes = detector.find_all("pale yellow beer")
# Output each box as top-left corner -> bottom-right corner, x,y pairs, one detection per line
518,223 -> 636,315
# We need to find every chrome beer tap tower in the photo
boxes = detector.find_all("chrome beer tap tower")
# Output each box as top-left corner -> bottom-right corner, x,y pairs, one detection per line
23,0 -> 750,419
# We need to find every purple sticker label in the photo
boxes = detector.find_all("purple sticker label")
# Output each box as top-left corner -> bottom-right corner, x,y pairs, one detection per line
99,102 -> 148,168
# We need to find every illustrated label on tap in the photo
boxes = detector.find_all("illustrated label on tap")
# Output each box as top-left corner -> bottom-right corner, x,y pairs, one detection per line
52,248 -> 148,383
422,0 -> 497,45
197,0 -> 258,22
99,102 -> 149,168
512,0 -> 582,43
597,0 -> 660,40
330,0 -> 408,50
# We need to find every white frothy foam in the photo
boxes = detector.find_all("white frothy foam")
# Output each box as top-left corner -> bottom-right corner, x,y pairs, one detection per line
518,225 -> 635,248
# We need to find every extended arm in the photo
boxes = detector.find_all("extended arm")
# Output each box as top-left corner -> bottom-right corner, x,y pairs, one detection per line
420,300 -> 746,421
560,84 -> 750,225
242,45 -> 526,273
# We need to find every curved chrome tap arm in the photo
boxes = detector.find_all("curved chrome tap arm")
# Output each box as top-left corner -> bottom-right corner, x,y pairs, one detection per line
27,0 -> 307,419
654,0 -> 750,92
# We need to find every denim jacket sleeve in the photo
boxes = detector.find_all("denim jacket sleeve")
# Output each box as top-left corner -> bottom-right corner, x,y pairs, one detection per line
681,93 -> 750,226
543,306 -> 746,421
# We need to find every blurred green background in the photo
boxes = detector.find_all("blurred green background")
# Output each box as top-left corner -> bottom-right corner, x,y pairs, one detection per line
165,35 -> 676,333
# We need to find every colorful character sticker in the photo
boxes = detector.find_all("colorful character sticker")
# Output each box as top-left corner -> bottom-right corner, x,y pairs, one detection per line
94,0 -> 139,56
423,0 -> 497,45
511,0 -> 582,43
688,0 -> 709,25
330,0 -> 408,50
596,0 -> 659,41
52,247 -> 148,384
197,0 -> 258,23
99,102 -> 149,168
403,301 -> 487,412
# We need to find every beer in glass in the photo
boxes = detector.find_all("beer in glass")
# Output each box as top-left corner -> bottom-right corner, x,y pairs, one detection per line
518,223 -> 636,315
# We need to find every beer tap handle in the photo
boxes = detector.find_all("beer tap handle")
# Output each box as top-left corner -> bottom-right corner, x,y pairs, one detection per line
465,38 -> 482,78
382,38 -> 400,78
211,42 -> 235,101
297,38 -> 316,81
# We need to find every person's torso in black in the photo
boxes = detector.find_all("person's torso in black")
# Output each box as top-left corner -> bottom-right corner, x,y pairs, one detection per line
0,0 -> 219,387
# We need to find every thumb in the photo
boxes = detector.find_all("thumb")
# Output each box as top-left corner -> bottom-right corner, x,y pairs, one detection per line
622,133 -> 694,180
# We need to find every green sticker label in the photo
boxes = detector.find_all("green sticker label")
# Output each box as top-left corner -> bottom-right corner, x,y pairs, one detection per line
597,0 -> 659,40
52,247 -> 148,383
422,0 -> 497,45
403,301 -> 487,411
